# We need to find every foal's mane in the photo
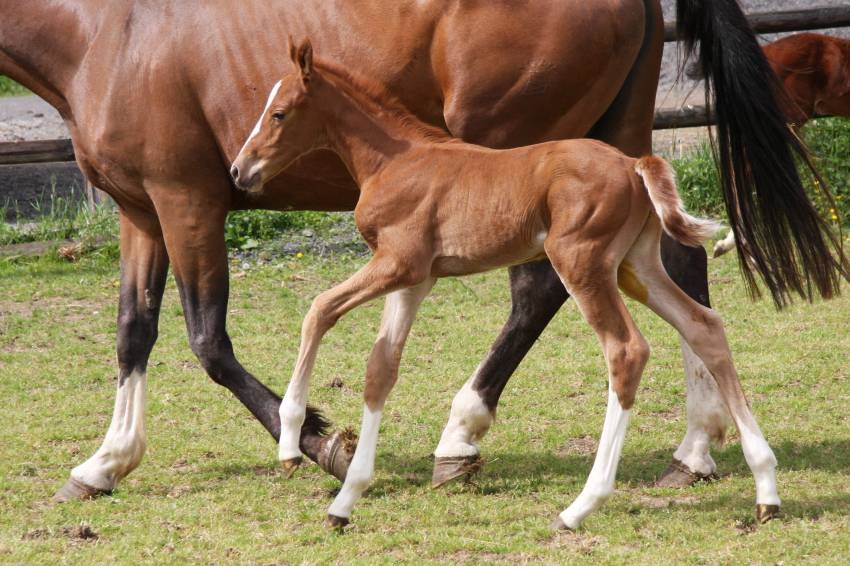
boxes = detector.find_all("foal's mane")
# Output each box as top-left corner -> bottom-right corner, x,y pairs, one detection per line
313,58 -> 454,143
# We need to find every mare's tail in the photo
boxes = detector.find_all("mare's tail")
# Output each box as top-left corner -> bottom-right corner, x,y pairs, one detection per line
677,0 -> 850,306
635,156 -> 721,248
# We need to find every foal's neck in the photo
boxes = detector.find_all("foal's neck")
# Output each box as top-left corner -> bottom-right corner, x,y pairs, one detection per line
0,0 -> 100,116
316,64 -> 452,185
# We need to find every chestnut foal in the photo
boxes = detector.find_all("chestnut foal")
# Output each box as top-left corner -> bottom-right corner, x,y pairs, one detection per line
231,41 -> 779,530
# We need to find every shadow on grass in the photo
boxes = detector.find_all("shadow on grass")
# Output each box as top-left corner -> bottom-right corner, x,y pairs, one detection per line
198,436 -> 850,491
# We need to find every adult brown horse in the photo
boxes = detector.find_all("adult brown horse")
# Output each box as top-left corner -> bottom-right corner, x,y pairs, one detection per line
1,0 -> 845,501
765,32 -> 850,127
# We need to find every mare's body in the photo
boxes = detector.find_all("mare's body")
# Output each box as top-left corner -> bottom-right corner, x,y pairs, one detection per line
1,0 -> 842,499
230,48 -> 778,529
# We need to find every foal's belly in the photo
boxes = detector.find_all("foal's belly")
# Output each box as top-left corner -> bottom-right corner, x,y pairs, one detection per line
429,232 -> 548,277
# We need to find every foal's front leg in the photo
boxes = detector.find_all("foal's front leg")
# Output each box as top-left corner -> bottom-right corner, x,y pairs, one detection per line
326,279 -> 435,527
278,254 -> 428,475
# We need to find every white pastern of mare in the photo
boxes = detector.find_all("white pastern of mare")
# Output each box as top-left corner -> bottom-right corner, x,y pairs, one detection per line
71,369 -> 147,491
434,368 -> 493,458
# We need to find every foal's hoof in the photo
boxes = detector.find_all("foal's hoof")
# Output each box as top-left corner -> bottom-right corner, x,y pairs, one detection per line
325,514 -> 350,531
655,458 -> 718,488
549,516 -> 574,532
316,429 -> 357,482
431,455 -> 484,488
756,504 -> 781,524
53,477 -> 107,503
280,456 -> 303,479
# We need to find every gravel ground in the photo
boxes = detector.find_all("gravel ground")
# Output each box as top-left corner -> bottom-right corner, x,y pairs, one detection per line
1,1 -> 845,219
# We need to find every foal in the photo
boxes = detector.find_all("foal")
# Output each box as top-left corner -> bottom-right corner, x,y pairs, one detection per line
231,40 -> 780,530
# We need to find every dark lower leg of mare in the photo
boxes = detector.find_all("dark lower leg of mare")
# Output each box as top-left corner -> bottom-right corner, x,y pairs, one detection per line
173,257 -> 332,462
154,189 -> 339,477
56,208 -> 169,500
469,260 -> 569,408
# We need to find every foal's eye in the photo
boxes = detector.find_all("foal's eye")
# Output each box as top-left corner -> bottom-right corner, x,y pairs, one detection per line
272,111 -> 286,121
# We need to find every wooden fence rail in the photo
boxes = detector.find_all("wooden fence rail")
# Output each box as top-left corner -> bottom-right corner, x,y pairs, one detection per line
2,5 -> 850,163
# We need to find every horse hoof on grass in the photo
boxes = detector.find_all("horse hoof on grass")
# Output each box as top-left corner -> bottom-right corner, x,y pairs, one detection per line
317,429 -> 357,482
756,504 -> 780,524
53,477 -> 107,503
325,514 -> 350,531
431,455 -> 484,488
281,456 -> 303,478
655,457 -> 718,488
550,516 -> 573,532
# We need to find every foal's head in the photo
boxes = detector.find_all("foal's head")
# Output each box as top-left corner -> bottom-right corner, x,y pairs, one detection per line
231,40 -> 321,193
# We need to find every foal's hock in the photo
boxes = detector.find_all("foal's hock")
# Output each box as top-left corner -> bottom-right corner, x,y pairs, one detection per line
232,40 -> 779,530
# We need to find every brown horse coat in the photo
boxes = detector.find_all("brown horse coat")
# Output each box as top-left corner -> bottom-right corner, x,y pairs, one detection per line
765,32 -> 850,125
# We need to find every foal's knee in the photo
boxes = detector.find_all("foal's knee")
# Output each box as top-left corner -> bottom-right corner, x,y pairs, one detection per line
610,335 -> 650,409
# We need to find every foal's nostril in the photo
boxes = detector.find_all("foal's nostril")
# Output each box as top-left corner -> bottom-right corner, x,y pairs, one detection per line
230,164 -> 240,182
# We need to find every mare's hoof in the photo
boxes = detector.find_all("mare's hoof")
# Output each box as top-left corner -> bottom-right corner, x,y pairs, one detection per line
53,477 -> 107,503
655,458 -> 718,488
317,429 -> 357,482
550,516 -> 573,532
431,455 -> 484,488
281,456 -> 303,479
756,504 -> 781,524
325,514 -> 350,531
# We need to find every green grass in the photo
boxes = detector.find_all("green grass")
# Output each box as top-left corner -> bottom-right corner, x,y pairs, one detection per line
1,247 -> 849,563
0,76 -> 29,97
672,117 -> 850,224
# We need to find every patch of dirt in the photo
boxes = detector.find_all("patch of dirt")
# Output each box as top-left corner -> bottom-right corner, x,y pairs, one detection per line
62,524 -> 98,542
547,530 -> 605,555
558,435 -> 597,457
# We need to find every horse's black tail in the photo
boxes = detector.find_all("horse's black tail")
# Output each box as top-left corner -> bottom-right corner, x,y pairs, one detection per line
677,0 -> 850,307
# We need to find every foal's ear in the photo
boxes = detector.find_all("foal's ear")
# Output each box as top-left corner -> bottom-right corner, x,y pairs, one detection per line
293,39 -> 313,82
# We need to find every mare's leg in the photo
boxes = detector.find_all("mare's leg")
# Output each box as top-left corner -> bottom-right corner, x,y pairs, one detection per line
278,252 -> 428,476
432,260 -> 567,484
56,208 -> 168,500
656,237 -> 730,486
152,186 -> 342,478
626,225 -> 779,522
546,252 -> 650,530
326,279 -> 436,527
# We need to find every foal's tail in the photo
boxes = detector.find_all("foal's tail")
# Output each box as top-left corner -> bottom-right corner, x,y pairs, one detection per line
635,156 -> 722,248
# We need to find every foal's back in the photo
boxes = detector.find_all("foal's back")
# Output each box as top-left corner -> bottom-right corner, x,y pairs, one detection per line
355,138 -> 647,277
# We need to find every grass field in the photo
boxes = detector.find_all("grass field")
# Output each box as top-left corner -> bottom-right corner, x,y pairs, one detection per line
1,245 -> 848,564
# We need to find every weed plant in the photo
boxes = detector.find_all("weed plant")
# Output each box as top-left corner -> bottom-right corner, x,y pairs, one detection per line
672,117 -> 850,226
0,76 -> 29,97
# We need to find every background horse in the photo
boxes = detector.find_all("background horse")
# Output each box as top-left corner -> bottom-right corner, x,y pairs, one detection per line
0,0 -> 844,500
714,31 -> 850,258
231,42 -> 777,529
766,32 -> 850,126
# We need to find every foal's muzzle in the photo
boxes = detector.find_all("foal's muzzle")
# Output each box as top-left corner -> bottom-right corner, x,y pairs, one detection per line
230,161 -> 262,193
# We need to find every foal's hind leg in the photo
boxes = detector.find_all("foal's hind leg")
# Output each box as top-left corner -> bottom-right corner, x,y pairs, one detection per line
326,279 -> 435,527
627,233 -> 779,522
548,264 -> 651,530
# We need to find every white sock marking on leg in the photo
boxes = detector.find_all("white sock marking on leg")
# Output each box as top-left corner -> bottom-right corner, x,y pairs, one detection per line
71,369 -> 147,491
560,387 -> 631,529
672,338 -> 729,475
434,366 -> 493,458
328,406 -> 383,519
